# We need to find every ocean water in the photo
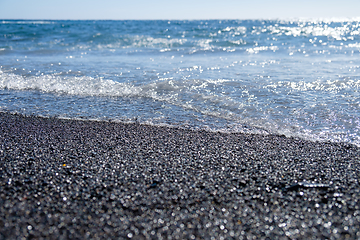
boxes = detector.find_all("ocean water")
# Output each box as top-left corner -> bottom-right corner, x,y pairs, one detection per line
1,19 -> 360,146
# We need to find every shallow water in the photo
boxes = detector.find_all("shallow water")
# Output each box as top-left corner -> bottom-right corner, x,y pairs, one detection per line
0,19 -> 359,145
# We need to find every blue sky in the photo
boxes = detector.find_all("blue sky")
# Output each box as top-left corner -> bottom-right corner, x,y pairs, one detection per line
1,0 -> 359,20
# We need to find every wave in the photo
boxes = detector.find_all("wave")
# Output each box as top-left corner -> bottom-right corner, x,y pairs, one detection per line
0,71 -> 248,120
0,71 -> 142,97
0,71 -> 234,106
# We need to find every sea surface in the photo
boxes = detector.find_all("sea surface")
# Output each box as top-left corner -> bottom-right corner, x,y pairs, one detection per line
1,19 -> 360,146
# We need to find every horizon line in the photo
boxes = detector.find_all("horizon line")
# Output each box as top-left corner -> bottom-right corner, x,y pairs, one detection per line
2,16 -> 360,21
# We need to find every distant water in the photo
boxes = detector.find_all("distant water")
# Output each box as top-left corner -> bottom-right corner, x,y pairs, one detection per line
1,19 -> 360,146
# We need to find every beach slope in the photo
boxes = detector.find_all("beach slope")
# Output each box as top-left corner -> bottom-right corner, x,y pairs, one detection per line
1,112 -> 359,239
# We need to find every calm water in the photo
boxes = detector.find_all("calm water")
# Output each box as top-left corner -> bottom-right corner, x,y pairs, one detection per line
1,19 -> 360,145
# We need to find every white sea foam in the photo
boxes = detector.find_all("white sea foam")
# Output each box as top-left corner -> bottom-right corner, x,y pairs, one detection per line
264,79 -> 360,92
0,72 -> 142,97
0,71 -> 235,108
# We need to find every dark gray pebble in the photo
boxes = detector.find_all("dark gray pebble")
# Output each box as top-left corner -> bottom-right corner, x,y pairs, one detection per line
1,112 -> 360,239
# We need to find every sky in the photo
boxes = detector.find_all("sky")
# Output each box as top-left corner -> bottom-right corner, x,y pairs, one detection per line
0,0 -> 360,20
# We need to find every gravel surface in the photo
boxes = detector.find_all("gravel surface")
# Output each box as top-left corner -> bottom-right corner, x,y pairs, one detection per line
1,112 -> 360,239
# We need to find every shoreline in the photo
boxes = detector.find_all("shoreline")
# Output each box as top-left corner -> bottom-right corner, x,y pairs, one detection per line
1,112 -> 360,239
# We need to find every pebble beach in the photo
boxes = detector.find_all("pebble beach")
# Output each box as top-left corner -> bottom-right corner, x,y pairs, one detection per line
1,112 -> 360,239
